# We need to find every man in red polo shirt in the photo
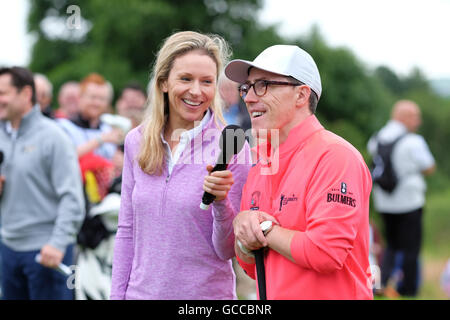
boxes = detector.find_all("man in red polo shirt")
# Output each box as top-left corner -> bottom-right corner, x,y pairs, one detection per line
225,45 -> 373,299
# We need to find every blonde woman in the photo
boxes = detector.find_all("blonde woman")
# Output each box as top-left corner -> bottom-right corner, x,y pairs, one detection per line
110,31 -> 251,299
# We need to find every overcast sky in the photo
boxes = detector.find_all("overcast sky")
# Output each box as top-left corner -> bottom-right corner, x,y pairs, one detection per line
1,0 -> 449,80
0,0 -> 32,68
260,0 -> 450,79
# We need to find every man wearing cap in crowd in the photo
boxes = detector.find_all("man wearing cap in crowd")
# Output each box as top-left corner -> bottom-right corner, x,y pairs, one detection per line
226,45 -> 373,299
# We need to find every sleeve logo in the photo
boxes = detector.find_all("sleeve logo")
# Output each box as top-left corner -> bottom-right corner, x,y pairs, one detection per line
327,181 -> 356,207
341,182 -> 347,194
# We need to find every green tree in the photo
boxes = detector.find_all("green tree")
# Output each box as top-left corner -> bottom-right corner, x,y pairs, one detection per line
291,27 -> 393,145
375,66 -> 404,95
374,64 -> 450,179
28,0 -> 450,182
27,0 -> 281,103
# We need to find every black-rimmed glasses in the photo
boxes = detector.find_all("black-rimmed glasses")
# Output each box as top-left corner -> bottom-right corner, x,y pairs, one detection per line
238,79 -> 302,98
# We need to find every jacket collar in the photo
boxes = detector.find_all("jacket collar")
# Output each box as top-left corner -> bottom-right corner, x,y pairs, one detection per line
252,114 -> 324,162
1,104 -> 42,137
278,114 -> 324,156
70,112 -> 101,129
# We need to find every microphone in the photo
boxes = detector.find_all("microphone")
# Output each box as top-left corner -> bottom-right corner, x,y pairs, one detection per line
0,150 -> 5,176
200,125 -> 246,210
0,150 -> 3,175
0,151 -> 3,198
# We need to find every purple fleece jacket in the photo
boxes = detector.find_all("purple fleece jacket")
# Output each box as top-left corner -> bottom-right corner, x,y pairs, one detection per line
110,115 -> 251,300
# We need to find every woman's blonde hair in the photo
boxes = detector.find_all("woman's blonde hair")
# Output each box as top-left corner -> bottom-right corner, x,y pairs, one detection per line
138,31 -> 231,175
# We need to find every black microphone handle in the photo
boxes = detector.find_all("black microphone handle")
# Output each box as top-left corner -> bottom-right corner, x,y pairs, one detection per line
210,163 -> 229,173
0,150 -> 3,176
0,150 -> 3,200
200,124 -> 245,210
201,162 -> 229,206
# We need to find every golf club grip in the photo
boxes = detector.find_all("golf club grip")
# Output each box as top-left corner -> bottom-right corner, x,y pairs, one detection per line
253,248 -> 266,300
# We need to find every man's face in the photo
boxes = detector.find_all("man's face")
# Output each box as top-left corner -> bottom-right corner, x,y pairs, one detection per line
116,88 -> 146,117
406,108 -> 422,132
0,74 -> 29,122
58,84 -> 80,118
79,83 -> 110,121
34,77 -> 52,110
243,68 -> 299,139
392,101 -> 423,133
219,78 -> 239,108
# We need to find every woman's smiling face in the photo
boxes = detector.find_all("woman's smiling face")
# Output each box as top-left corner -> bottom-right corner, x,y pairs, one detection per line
162,50 -> 217,130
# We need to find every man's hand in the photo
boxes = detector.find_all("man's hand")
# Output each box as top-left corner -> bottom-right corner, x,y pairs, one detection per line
0,175 -> 5,196
233,210 -> 278,251
422,164 -> 436,176
38,244 -> 64,269
202,165 -> 234,202
101,127 -> 125,145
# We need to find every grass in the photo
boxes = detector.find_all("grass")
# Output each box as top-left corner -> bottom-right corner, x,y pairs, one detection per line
374,254 -> 448,300
416,254 -> 448,299
378,186 -> 450,300
415,185 -> 450,299
422,188 -> 450,258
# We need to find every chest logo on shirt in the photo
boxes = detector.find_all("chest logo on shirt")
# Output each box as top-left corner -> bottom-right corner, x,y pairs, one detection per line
250,191 -> 261,210
22,145 -> 36,154
279,193 -> 299,211
327,181 -> 356,207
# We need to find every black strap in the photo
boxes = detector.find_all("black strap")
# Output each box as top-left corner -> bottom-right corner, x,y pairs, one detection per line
377,131 -> 408,148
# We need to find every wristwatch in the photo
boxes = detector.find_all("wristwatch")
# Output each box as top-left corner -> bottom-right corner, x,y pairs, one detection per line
260,220 -> 274,236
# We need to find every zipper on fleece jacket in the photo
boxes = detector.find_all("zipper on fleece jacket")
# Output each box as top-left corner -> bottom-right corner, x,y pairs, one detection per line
0,137 -> 16,205
159,172 -> 171,216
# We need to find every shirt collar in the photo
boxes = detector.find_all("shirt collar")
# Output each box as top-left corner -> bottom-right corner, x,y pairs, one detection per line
5,121 -> 16,136
70,112 -> 101,129
279,114 -> 323,155
387,119 -> 408,133
4,104 -> 39,137
252,114 -> 324,161
161,109 -> 213,174
161,109 -> 212,145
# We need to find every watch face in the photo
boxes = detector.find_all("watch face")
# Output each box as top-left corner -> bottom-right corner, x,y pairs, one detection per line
260,220 -> 273,232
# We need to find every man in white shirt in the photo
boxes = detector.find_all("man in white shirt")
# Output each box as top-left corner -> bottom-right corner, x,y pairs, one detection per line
368,100 -> 435,297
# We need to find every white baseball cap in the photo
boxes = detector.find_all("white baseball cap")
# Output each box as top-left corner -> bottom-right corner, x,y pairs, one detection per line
224,45 -> 322,99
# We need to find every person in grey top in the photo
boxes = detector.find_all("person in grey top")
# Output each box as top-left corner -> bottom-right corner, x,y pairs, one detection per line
0,67 -> 85,300
367,99 -> 435,297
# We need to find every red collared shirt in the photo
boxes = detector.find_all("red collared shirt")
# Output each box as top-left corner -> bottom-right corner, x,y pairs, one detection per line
237,115 -> 373,299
